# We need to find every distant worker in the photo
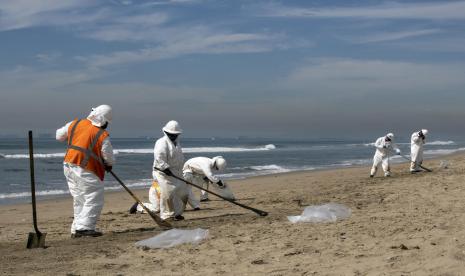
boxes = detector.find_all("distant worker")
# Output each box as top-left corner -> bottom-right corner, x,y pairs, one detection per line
56,105 -> 114,238
370,133 -> 401,177
153,120 -> 187,221
183,156 -> 235,204
410,129 -> 428,173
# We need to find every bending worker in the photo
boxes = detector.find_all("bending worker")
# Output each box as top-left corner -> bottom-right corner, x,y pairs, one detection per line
410,129 -> 428,173
56,105 -> 114,238
183,156 -> 235,205
153,120 -> 187,221
370,133 -> 401,178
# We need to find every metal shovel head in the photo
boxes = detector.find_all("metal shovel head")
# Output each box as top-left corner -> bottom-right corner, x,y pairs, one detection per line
27,232 -> 46,249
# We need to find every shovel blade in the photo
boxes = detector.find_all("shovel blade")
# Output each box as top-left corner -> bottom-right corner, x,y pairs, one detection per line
26,232 -> 47,249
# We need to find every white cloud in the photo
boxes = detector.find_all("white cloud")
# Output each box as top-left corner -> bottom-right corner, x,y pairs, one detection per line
35,52 -> 62,63
78,31 -> 283,68
0,0 -> 102,31
256,1 -> 465,20
284,58 -> 465,95
348,29 -> 442,44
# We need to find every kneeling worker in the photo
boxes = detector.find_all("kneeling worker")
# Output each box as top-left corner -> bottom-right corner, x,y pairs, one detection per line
183,156 -> 235,205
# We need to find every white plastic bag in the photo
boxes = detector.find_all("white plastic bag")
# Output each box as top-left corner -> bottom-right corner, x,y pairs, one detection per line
135,228 -> 209,249
288,203 -> 351,223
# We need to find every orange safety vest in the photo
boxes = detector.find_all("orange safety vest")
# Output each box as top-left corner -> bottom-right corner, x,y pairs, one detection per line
64,119 -> 109,180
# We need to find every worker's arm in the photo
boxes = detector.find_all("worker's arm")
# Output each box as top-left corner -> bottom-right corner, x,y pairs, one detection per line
55,122 -> 72,142
101,137 -> 114,166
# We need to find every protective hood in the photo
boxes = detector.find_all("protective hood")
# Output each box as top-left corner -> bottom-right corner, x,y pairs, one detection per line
162,120 -> 182,134
421,129 -> 429,136
87,105 -> 112,127
212,156 -> 227,171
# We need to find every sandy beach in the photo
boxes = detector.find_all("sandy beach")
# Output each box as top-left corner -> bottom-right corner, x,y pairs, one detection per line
1,153 -> 465,275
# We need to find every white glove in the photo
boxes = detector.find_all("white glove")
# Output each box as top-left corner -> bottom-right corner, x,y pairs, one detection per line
395,149 -> 401,155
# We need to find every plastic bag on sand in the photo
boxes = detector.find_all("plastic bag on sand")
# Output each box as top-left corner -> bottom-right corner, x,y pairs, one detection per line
288,203 -> 351,223
135,228 -> 209,249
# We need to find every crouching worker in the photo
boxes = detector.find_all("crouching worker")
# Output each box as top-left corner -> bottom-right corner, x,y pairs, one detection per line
129,180 -> 161,214
370,133 -> 401,178
183,156 -> 235,206
56,105 -> 114,238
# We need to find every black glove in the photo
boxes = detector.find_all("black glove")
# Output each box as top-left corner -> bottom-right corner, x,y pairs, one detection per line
104,165 -> 112,172
162,168 -> 173,176
217,180 -> 225,188
203,176 -> 210,182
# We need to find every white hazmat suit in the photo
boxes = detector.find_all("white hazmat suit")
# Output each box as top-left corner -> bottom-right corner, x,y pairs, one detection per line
136,181 -> 161,213
56,105 -> 114,234
153,121 -> 187,220
183,156 -> 235,203
410,129 -> 428,172
370,133 -> 400,177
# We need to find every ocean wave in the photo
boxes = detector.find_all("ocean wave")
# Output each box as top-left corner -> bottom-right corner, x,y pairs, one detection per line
1,153 -> 65,159
424,147 -> 465,155
428,140 -> 455,146
333,159 -> 371,167
249,164 -> 289,171
0,189 -> 69,199
1,144 -> 277,159
114,149 -> 152,154
183,144 -> 276,153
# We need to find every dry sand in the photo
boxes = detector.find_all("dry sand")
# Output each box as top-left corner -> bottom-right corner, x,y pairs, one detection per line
1,154 -> 465,275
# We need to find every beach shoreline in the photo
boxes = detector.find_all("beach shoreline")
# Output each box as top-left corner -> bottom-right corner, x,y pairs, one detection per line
1,152 -> 465,275
2,149 -> 463,207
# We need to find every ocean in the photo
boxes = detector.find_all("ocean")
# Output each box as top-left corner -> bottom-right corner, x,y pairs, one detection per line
0,136 -> 463,205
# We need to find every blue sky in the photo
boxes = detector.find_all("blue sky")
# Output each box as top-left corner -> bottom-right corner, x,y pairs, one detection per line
1,0 -> 465,138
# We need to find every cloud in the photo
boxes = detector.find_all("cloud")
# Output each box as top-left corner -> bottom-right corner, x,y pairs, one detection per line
35,52 -> 62,63
78,31 -> 284,68
283,58 -> 465,97
347,29 -> 442,44
0,0 -> 103,31
255,1 -> 465,20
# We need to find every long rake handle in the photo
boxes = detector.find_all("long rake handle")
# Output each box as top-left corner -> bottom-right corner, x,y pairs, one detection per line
155,168 -> 268,217
109,171 -> 172,229
400,154 -> 432,172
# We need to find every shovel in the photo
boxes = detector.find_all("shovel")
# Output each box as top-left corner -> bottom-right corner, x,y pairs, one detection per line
26,131 -> 46,249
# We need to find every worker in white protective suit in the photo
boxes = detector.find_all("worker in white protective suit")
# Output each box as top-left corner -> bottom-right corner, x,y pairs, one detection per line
129,179 -> 161,214
56,105 -> 114,238
410,129 -> 428,173
153,120 -> 187,221
183,156 -> 235,206
370,133 -> 401,178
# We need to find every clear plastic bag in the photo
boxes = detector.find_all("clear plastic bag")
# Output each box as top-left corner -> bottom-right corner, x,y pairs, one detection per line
135,228 -> 209,249
288,203 -> 351,223
439,160 -> 449,169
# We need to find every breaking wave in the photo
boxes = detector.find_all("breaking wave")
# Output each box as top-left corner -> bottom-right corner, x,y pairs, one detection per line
424,147 -> 465,155
0,189 -> 69,199
1,144 -> 277,159
428,140 -> 455,146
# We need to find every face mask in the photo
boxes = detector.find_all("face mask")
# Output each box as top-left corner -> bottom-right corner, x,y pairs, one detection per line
165,132 -> 179,142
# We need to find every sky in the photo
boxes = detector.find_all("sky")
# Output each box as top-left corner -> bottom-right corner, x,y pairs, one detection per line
1,0 -> 465,139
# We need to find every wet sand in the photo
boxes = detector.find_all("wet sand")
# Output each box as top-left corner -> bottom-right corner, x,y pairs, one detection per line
1,153 -> 465,275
